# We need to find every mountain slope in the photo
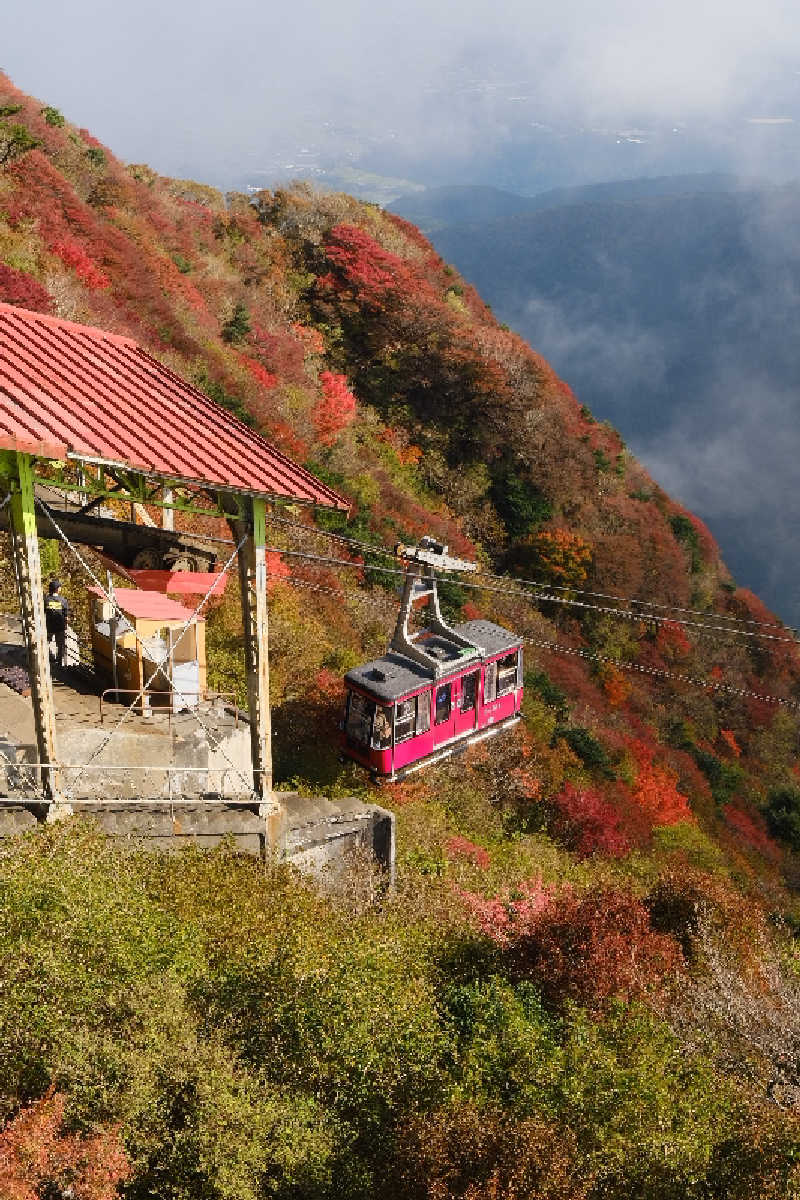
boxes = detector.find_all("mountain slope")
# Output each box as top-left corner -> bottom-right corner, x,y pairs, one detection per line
0,74 -> 799,1198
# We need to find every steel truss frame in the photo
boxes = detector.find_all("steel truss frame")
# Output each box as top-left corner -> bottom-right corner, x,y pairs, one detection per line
0,450 -> 280,843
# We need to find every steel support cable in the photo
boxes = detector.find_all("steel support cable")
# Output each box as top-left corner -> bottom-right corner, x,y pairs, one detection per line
265,511 -> 399,561
35,500 -> 254,798
265,545 -> 800,648
266,510 -> 796,636
523,636 -> 800,711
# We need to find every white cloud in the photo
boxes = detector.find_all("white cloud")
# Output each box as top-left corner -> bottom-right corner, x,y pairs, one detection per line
3,0 -> 800,178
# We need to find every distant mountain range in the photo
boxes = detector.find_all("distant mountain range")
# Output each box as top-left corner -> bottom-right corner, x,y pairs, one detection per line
391,176 -> 800,625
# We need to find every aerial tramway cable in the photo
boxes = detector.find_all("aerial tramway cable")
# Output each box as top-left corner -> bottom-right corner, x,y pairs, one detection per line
264,543 -> 800,648
264,511 -> 797,636
279,569 -> 800,713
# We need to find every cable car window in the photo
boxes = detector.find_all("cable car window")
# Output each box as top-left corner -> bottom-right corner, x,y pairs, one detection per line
461,671 -> 478,711
435,683 -> 452,725
517,648 -> 524,687
394,698 -> 416,743
416,691 -> 431,734
345,691 -> 375,747
497,653 -> 518,696
484,661 -> 497,703
372,705 -> 393,750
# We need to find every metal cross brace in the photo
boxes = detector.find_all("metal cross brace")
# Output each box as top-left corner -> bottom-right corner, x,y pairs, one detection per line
35,499 -> 254,798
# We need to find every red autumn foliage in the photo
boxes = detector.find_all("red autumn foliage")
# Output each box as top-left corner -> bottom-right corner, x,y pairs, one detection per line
543,652 -> 608,715
719,728 -> 742,757
386,777 -> 431,807
633,762 -> 693,826
629,740 -> 693,826
723,804 -> 782,862
458,876 -> 556,945
290,322 -> 325,355
599,664 -> 630,707
240,354 -> 277,390
250,325 -> 306,383
266,551 -> 290,590
0,1090 -> 131,1200
51,239 -> 110,289
663,746 -> 713,805
744,692 -> 776,729
314,667 -> 345,702
519,887 -> 683,1012
445,836 -> 490,869
320,223 -> 431,311
687,511 -> 719,562
550,782 -> 631,858
656,620 -> 692,660
312,371 -> 357,444
460,881 -> 682,1012
0,264 -> 53,313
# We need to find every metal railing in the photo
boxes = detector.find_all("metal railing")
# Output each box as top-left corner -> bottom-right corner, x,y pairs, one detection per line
99,689 -> 239,728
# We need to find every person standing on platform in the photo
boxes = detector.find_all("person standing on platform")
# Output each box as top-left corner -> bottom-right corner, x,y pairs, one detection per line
44,577 -> 69,668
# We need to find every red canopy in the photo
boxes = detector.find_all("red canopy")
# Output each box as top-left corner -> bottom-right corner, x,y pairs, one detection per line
127,569 -> 228,597
0,302 -> 349,509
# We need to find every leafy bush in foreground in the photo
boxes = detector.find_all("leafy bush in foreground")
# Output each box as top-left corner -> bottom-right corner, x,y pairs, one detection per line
0,825 -> 798,1199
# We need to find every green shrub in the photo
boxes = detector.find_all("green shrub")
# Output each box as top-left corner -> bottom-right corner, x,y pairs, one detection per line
670,513 -> 702,573
489,467 -> 552,539
525,669 -> 568,715
0,122 -> 41,166
221,301 -> 251,344
763,786 -> 800,850
552,725 -> 614,776
40,106 -> 65,127
692,747 -> 743,805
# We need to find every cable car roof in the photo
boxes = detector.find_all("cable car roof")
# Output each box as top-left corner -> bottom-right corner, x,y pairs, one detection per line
0,303 -> 349,508
346,619 -> 522,702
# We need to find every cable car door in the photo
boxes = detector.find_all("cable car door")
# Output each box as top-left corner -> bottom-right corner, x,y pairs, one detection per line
433,680 -> 455,746
454,669 -> 479,736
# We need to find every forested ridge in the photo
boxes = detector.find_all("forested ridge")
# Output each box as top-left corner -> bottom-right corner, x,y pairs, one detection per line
0,74 -> 799,1199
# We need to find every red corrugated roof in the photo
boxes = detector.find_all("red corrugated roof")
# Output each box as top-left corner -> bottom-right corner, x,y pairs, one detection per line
0,303 -> 349,509
127,569 -> 228,597
89,586 -> 202,622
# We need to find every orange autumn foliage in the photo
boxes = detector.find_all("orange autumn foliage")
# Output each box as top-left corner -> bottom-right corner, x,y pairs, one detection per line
630,741 -> 693,826
0,1091 -> 130,1200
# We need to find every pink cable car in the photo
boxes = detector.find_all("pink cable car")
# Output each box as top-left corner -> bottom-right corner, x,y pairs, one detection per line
342,538 -> 523,780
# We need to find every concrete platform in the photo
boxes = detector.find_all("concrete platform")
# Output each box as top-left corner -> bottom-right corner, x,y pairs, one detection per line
0,631 -> 395,879
0,640 -> 251,798
0,792 -> 395,878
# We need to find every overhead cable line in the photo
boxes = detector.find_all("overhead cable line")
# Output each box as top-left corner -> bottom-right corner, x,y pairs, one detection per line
276,568 -> 800,713
265,511 -> 796,637
523,636 -> 800,712
265,544 -> 800,648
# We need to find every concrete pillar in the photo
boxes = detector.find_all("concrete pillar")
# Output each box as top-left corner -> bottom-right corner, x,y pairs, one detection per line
6,452 -> 65,807
162,487 -> 174,531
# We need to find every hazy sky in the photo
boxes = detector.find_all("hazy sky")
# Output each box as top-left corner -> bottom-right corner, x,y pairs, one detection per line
5,0 -> 800,184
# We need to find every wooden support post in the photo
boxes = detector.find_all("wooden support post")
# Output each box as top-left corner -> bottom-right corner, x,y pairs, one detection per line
7,452 -> 65,809
232,496 -> 283,846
